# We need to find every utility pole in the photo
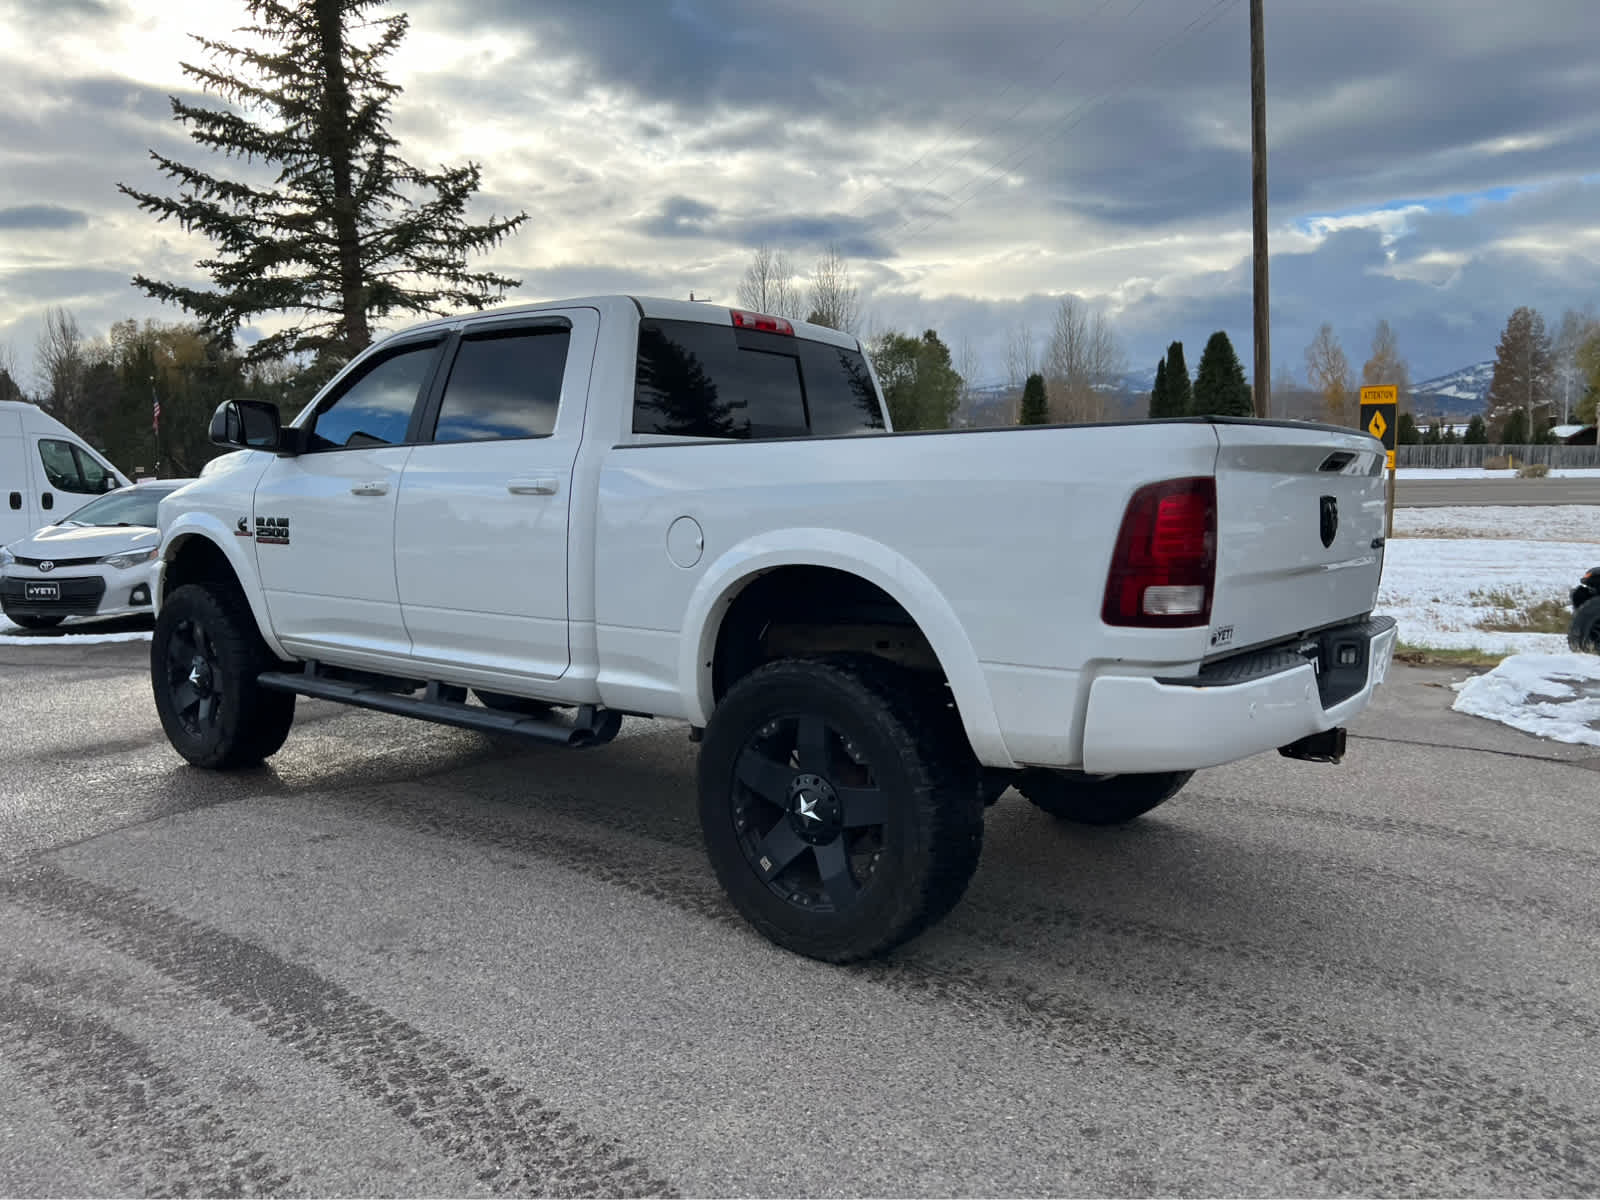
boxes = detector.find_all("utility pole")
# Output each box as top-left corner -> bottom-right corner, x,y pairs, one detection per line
1250,0 -> 1270,418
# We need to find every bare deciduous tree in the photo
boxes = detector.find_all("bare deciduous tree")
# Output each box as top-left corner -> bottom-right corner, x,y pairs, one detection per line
735,244 -> 801,318
1043,296 -> 1124,423
1305,322 -> 1354,426
35,306 -> 89,426
1361,318 -> 1411,399
1553,306 -> 1599,425
806,243 -> 861,334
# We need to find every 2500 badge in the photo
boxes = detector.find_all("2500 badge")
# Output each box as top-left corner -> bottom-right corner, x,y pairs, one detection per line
255,516 -> 290,546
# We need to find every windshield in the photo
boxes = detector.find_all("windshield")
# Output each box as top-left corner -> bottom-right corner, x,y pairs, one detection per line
59,486 -> 181,528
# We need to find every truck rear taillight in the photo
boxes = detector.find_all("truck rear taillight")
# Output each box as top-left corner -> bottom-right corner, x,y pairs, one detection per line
730,309 -> 794,335
1102,476 -> 1217,628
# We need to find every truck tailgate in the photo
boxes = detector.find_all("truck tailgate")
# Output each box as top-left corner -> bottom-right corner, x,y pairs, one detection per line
1206,422 -> 1387,656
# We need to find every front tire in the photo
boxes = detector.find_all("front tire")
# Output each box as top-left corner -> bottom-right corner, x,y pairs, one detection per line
1016,768 -> 1192,825
151,583 -> 295,769
7,614 -> 64,630
698,658 -> 985,963
1570,596 -> 1600,654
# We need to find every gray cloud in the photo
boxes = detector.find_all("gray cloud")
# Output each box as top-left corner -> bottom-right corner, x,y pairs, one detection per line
0,205 -> 90,231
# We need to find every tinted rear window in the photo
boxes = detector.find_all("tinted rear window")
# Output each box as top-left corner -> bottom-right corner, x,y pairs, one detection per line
632,319 -> 884,439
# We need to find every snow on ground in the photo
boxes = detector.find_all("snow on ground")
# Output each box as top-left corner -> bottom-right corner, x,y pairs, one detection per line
1393,505 -> 1597,542
1451,654 -> 1600,747
1396,467 -> 1600,480
1376,535 -> 1589,654
0,613 -> 151,645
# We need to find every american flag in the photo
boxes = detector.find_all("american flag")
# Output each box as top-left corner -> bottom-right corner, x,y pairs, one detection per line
152,385 -> 160,433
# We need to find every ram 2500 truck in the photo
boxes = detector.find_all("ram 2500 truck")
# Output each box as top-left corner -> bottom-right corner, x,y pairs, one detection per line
152,295 -> 1396,962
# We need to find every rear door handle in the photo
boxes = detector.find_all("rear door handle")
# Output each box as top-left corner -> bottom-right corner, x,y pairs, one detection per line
508,477 -> 559,496
351,481 -> 389,496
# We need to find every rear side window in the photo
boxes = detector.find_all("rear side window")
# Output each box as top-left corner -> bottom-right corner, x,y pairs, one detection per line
431,326 -> 571,442
632,319 -> 884,439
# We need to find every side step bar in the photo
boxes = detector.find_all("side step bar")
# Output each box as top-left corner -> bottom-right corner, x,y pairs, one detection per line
257,663 -> 623,748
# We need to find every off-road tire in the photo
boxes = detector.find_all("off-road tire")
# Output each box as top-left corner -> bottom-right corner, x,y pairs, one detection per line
1569,596 -> 1600,655
698,656 -> 985,963
151,582 -> 295,769
1016,767 -> 1193,825
7,614 -> 64,630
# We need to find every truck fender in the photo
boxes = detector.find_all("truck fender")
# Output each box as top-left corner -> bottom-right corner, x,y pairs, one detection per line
678,528 -> 1015,769
158,511 -> 291,663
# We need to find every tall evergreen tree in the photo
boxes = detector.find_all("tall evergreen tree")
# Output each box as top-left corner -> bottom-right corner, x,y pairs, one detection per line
1019,372 -> 1049,425
118,0 -> 527,365
1147,357 -> 1169,419
1498,407 -> 1530,446
1191,331 -> 1252,417
1164,340 -> 1192,416
1462,414 -> 1488,444
1396,412 -> 1420,445
1485,306 -> 1554,441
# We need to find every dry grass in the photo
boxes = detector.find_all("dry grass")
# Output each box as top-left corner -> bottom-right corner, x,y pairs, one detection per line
1470,589 -> 1573,634
1393,641 -> 1506,668
1518,463 -> 1551,479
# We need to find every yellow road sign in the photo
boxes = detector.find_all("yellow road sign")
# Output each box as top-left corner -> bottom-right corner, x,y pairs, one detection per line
1367,409 -> 1388,441
1360,391 -> 1398,456
1360,385 -> 1398,405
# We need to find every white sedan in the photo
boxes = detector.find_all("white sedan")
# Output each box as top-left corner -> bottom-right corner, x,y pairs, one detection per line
0,479 -> 195,630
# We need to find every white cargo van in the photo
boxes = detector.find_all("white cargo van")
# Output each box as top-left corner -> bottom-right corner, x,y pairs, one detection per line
0,401 -> 133,549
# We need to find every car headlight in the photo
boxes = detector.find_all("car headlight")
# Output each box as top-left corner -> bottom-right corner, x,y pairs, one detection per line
0,545 -> 13,569
100,546 -> 160,569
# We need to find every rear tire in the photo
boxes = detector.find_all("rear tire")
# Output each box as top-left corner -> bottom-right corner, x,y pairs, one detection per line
1569,596 -> 1600,655
698,657 -> 985,963
7,614 -> 64,630
1016,768 -> 1192,825
151,583 -> 295,769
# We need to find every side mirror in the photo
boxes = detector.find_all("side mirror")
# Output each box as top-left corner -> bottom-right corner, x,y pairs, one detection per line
210,399 -> 294,455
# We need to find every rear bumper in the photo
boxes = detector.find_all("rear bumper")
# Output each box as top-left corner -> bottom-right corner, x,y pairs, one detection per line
1079,616 -> 1397,774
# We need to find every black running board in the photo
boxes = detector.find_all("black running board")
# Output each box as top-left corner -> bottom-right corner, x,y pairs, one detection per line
257,663 -> 622,747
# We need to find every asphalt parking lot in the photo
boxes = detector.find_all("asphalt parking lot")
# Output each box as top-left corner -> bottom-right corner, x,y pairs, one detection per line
3,634 -> 1599,1197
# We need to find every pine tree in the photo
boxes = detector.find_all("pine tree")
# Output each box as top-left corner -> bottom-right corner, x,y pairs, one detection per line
1463,414 -> 1488,444
1485,306 -> 1554,441
1191,331 -> 1252,417
1498,408 -> 1530,446
1148,358 -> 1169,419
1165,340 -> 1192,416
1396,412 -> 1419,445
118,0 -> 527,365
1020,372 -> 1049,425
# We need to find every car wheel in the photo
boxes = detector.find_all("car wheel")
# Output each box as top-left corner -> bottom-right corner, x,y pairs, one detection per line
1016,768 -> 1193,825
6,614 -> 65,630
1569,596 -> 1600,655
151,582 -> 295,769
698,656 -> 985,963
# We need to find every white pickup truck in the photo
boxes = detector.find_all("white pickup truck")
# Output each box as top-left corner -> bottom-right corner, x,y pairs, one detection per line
152,295 -> 1396,961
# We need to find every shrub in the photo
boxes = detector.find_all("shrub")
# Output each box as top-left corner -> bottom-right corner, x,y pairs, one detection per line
1484,455 -> 1511,470
1517,463 -> 1550,478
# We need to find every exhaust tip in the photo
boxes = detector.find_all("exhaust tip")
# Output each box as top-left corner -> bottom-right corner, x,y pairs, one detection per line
1278,727 -> 1347,764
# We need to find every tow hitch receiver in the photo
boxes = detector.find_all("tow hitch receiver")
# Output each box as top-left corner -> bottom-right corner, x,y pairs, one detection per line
1278,727 -> 1347,764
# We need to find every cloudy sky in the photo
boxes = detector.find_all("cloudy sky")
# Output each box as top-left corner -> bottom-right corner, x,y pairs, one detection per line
2,0 -> 1598,394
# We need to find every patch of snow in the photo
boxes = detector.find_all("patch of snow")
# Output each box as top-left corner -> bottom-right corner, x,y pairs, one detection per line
1396,467 -> 1600,480
1392,506 -> 1600,543
1450,654 -> 1600,747
1374,536 -> 1590,653
0,613 -> 151,644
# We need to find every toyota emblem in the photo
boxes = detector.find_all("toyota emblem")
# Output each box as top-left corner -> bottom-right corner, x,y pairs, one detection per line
38,560 -> 55,573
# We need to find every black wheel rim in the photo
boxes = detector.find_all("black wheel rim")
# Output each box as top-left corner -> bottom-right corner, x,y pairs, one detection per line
730,714 -> 891,914
165,617 -> 222,738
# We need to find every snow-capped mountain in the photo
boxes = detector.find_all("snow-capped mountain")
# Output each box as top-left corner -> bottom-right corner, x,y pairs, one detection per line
1408,362 -> 1493,416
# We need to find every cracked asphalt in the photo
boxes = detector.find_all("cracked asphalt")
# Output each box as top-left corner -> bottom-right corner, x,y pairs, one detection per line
2,632 -> 1598,1196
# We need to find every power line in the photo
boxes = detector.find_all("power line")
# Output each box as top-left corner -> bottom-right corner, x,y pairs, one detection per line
890,0 -> 1242,247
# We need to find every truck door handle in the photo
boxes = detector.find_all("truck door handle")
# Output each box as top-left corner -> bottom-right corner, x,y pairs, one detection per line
507,477 -> 559,496
350,481 -> 389,496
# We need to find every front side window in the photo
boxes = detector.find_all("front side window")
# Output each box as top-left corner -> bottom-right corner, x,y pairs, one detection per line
307,341 -> 439,451
431,326 -> 571,442
632,319 -> 884,439
38,438 -> 93,493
